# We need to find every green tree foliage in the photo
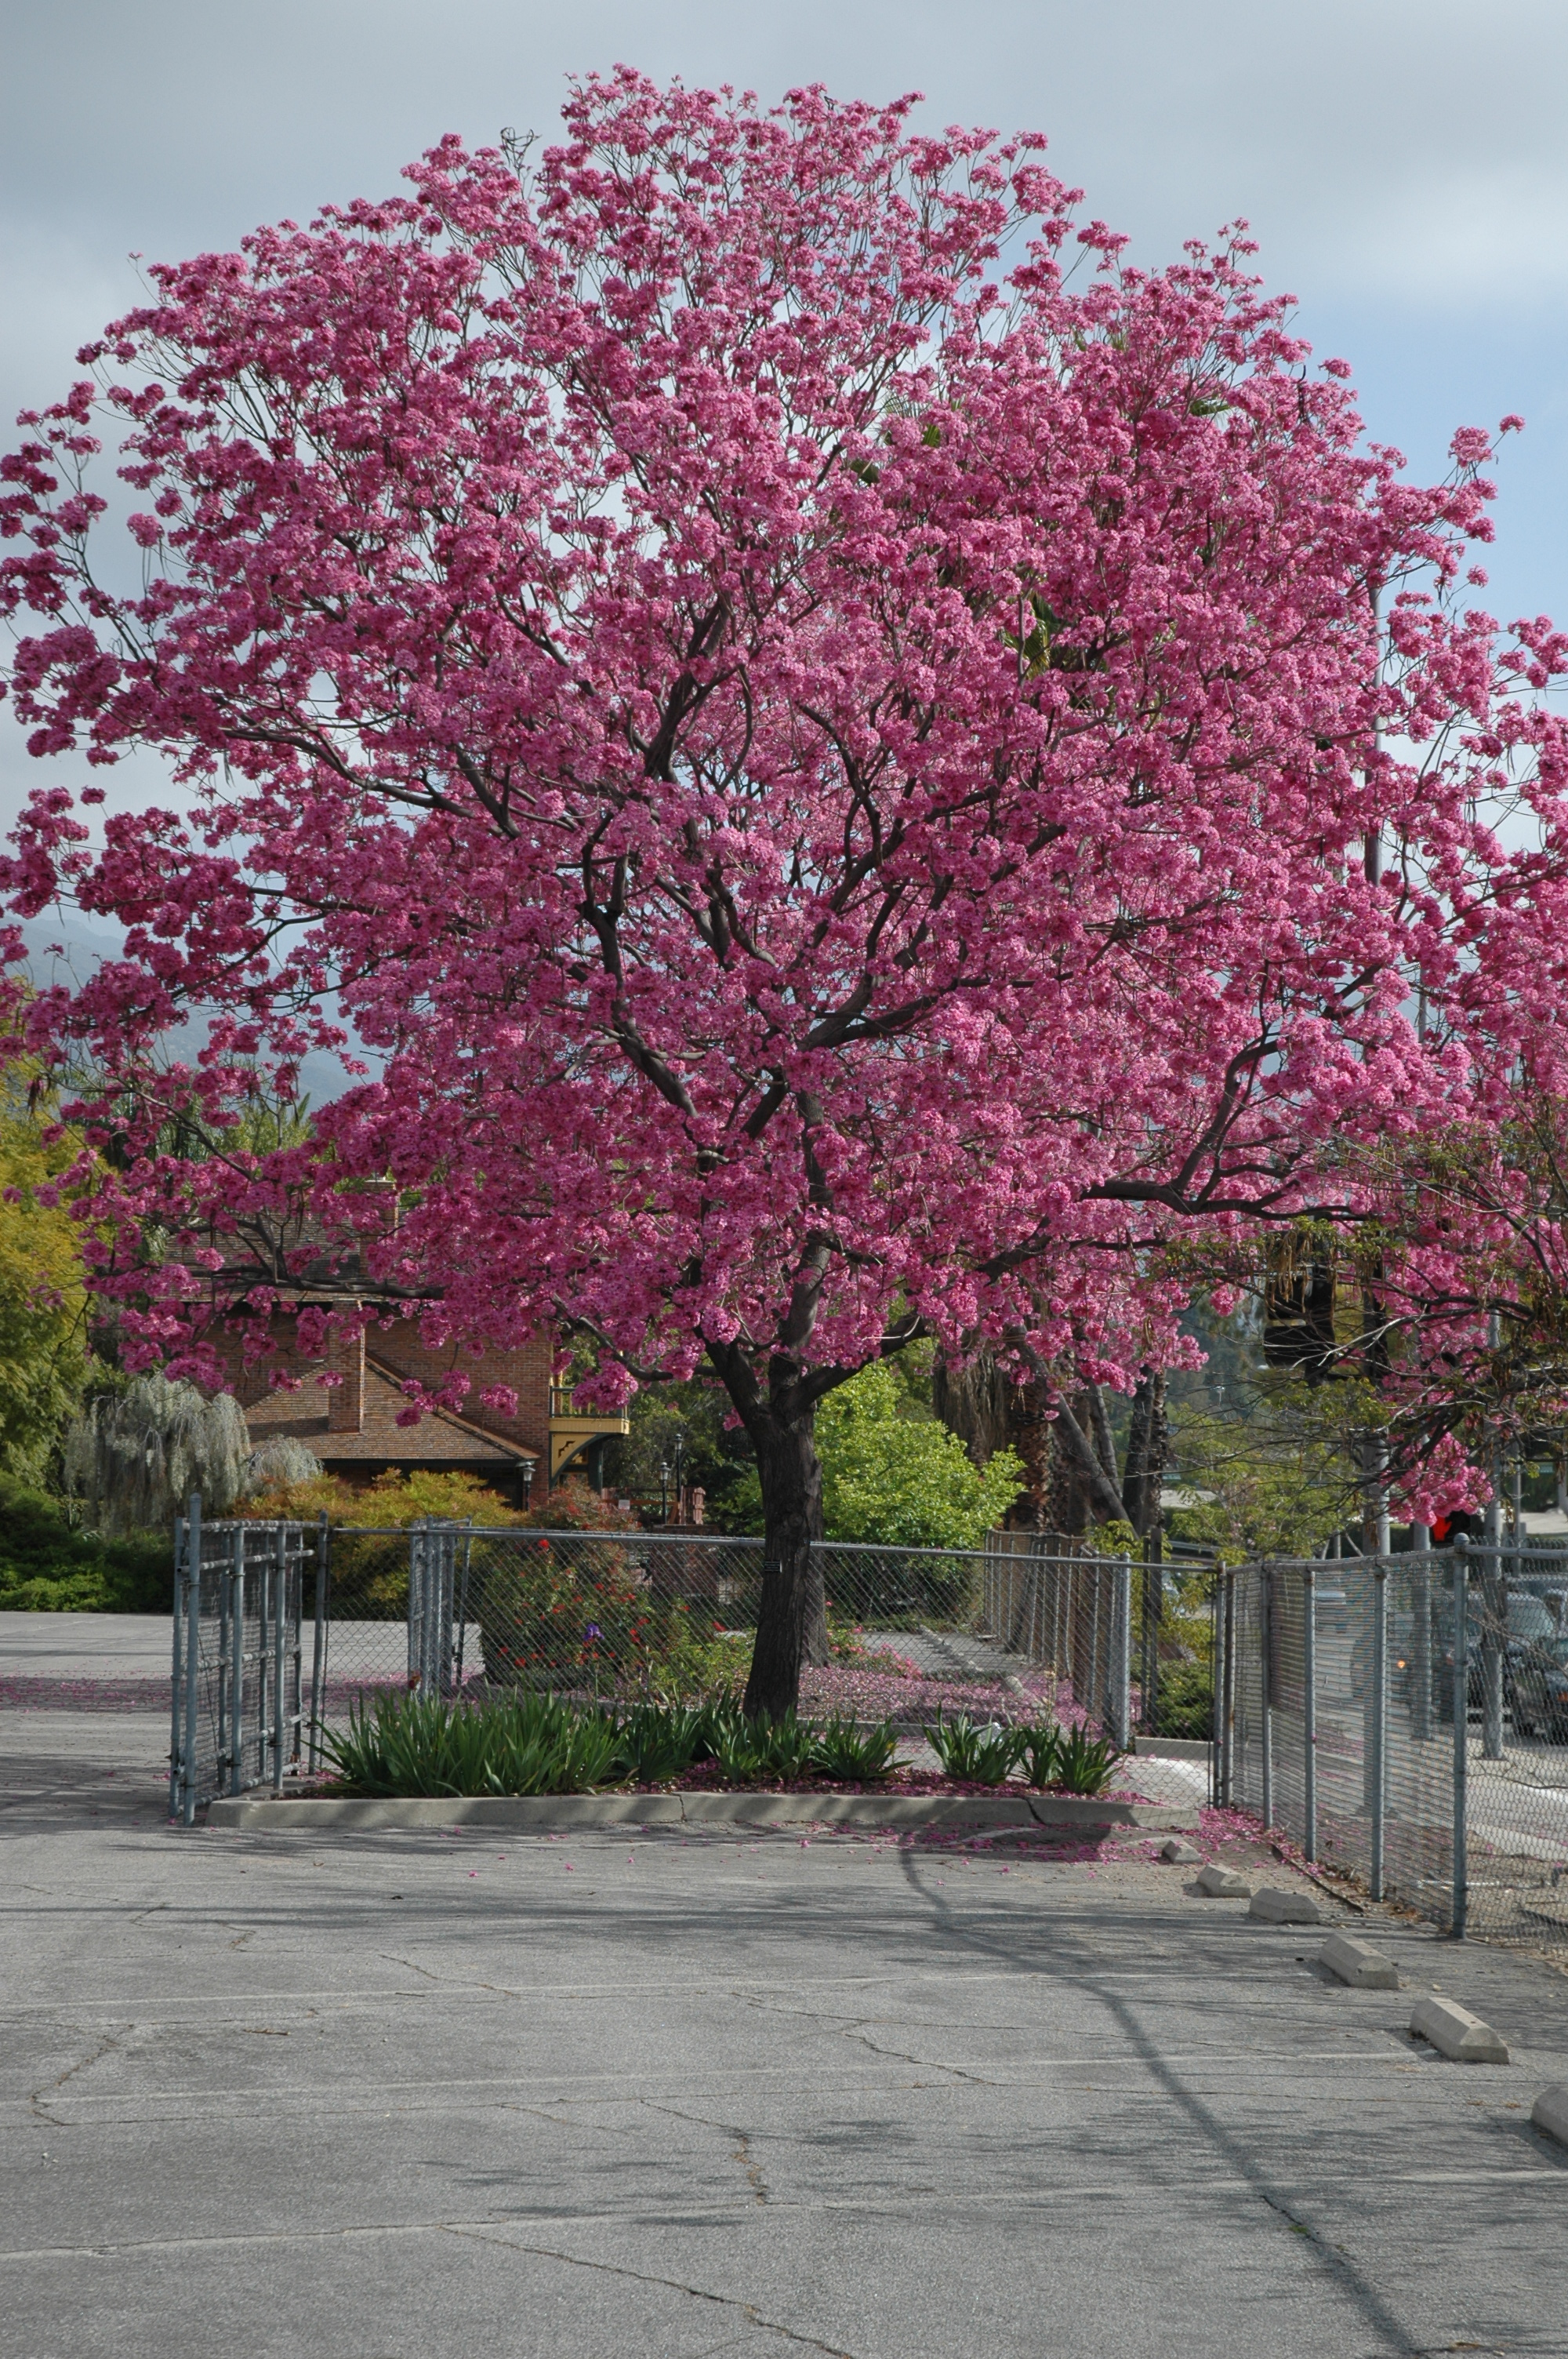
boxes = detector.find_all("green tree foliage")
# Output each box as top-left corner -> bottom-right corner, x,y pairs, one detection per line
1163,1391 -> 1363,1559
0,1081 -> 89,1482
0,1471 -> 169,1610
724,1361 -> 1023,1547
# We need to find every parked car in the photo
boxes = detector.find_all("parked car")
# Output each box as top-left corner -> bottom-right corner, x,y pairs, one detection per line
1432,1591 -> 1561,1726
1351,1591 -> 1561,1727
1508,1635 -> 1568,1742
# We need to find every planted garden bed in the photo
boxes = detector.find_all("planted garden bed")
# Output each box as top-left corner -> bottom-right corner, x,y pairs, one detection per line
314,1689 -> 1131,1805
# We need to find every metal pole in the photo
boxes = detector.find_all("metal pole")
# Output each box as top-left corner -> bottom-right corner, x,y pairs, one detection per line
1412,1520 -> 1432,1744
230,1522 -> 246,1795
1260,1562 -> 1274,1833
217,1533 -> 230,1788
1453,1539 -> 1469,1938
1370,1558 -> 1388,1902
1482,1542 -> 1504,1764
257,1530 -> 271,1783
454,1522 -> 474,1694
180,1493 -> 202,1826
1302,1565 -> 1318,1863
272,1527 -> 287,1794
1219,1564 -> 1235,1809
169,1514 -> 186,1822
1142,1529 -> 1163,1735
308,1514 -> 328,1774
1483,1326 -> 1504,1761
408,1525 -> 423,1693
426,1525 -> 442,1699
1110,1556 -> 1132,1750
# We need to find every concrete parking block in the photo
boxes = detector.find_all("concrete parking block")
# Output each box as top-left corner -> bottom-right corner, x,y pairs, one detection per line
1249,1887 -> 1323,1925
1319,1932 -> 1399,1988
1160,1838 -> 1202,1863
1410,1995 -> 1511,2063
1195,1862 -> 1252,1897
1532,2085 -> 1568,2146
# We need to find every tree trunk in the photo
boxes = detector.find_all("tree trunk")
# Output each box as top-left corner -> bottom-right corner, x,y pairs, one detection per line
742,1407 -> 829,1717
1122,1369 -> 1167,1538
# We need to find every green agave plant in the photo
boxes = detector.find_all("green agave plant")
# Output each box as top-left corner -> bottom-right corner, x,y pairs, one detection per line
922,1710 -> 1026,1786
809,1714 -> 898,1782
713,1708 -> 820,1785
1051,1726 -> 1122,1797
1015,1719 -> 1063,1790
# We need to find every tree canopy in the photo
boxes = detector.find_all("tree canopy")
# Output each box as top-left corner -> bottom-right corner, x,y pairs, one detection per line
4,71 -> 1566,1702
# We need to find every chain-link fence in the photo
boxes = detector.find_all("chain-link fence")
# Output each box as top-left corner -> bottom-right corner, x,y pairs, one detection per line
299,1521 -> 1134,1745
1216,1542 -> 1568,1951
167,1514 -> 1148,1811
982,1532 -> 1134,1747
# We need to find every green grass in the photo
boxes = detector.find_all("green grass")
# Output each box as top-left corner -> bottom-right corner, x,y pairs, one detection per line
0,1474 -> 171,1612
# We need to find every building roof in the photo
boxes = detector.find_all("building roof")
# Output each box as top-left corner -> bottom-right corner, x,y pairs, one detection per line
244,1356 -> 535,1469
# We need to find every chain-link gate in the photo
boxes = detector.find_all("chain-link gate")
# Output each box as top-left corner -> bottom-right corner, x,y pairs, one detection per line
168,1499 -> 310,1824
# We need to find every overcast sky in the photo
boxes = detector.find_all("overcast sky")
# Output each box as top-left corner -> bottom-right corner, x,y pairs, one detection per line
5,0 -> 1568,841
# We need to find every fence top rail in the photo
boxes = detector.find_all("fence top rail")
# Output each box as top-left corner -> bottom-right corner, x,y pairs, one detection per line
1230,1543 -> 1568,1578
321,1525 -> 998,1558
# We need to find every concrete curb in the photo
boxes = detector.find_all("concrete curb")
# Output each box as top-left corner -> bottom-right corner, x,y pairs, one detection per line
203,1789 -> 1198,1834
1319,1932 -> 1399,1989
1531,2085 -> 1568,2147
1410,1995 -> 1510,2064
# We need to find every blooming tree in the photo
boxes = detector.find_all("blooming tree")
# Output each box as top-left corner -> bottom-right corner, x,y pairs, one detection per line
4,72 -> 1565,1707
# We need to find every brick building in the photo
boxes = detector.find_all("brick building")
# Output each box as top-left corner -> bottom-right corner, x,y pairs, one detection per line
216,1305 -> 627,1500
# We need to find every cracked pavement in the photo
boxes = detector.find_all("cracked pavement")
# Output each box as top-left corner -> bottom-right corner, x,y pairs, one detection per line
5,1707 -> 1568,2356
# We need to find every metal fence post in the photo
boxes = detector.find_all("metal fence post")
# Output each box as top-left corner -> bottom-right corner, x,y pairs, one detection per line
169,1513 -> 186,1822
1370,1556 -> 1388,1902
408,1525 -> 424,1694
1453,1539 -> 1469,1939
1142,1532 -> 1163,1735
230,1521 -> 247,1796
272,1525 -> 287,1795
1108,1556 -> 1132,1750
308,1513 -> 328,1773
1411,1521 -> 1432,1744
256,1526 -> 271,1785
1218,1563 -> 1235,1809
180,1492 -> 202,1826
1302,1564 -> 1317,1863
1260,1561 -> 1273,1833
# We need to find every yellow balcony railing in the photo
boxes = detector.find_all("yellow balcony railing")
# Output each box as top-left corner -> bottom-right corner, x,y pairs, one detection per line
548,1387 -> 630,1481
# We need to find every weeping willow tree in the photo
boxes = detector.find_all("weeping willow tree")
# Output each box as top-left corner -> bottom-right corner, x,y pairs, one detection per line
64,1375 -> 250,1535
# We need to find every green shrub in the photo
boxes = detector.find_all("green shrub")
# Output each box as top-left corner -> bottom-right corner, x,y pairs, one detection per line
1016,1719 -> 1063,1790
0,1474 -> 170,1612
713,1709 -> 819,1785
1051,1726 -> 1121,1796
809,1714 -> 898,1782
605,1700 -> 709,1784
923,1710 -> 1026,1786
1151,1659 -> 1214,1740
319,1691 -> 621,1797
476,1534 -> 652,1690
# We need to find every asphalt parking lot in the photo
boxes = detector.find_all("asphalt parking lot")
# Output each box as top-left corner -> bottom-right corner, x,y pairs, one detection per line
5,1705 -> 1568,2359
